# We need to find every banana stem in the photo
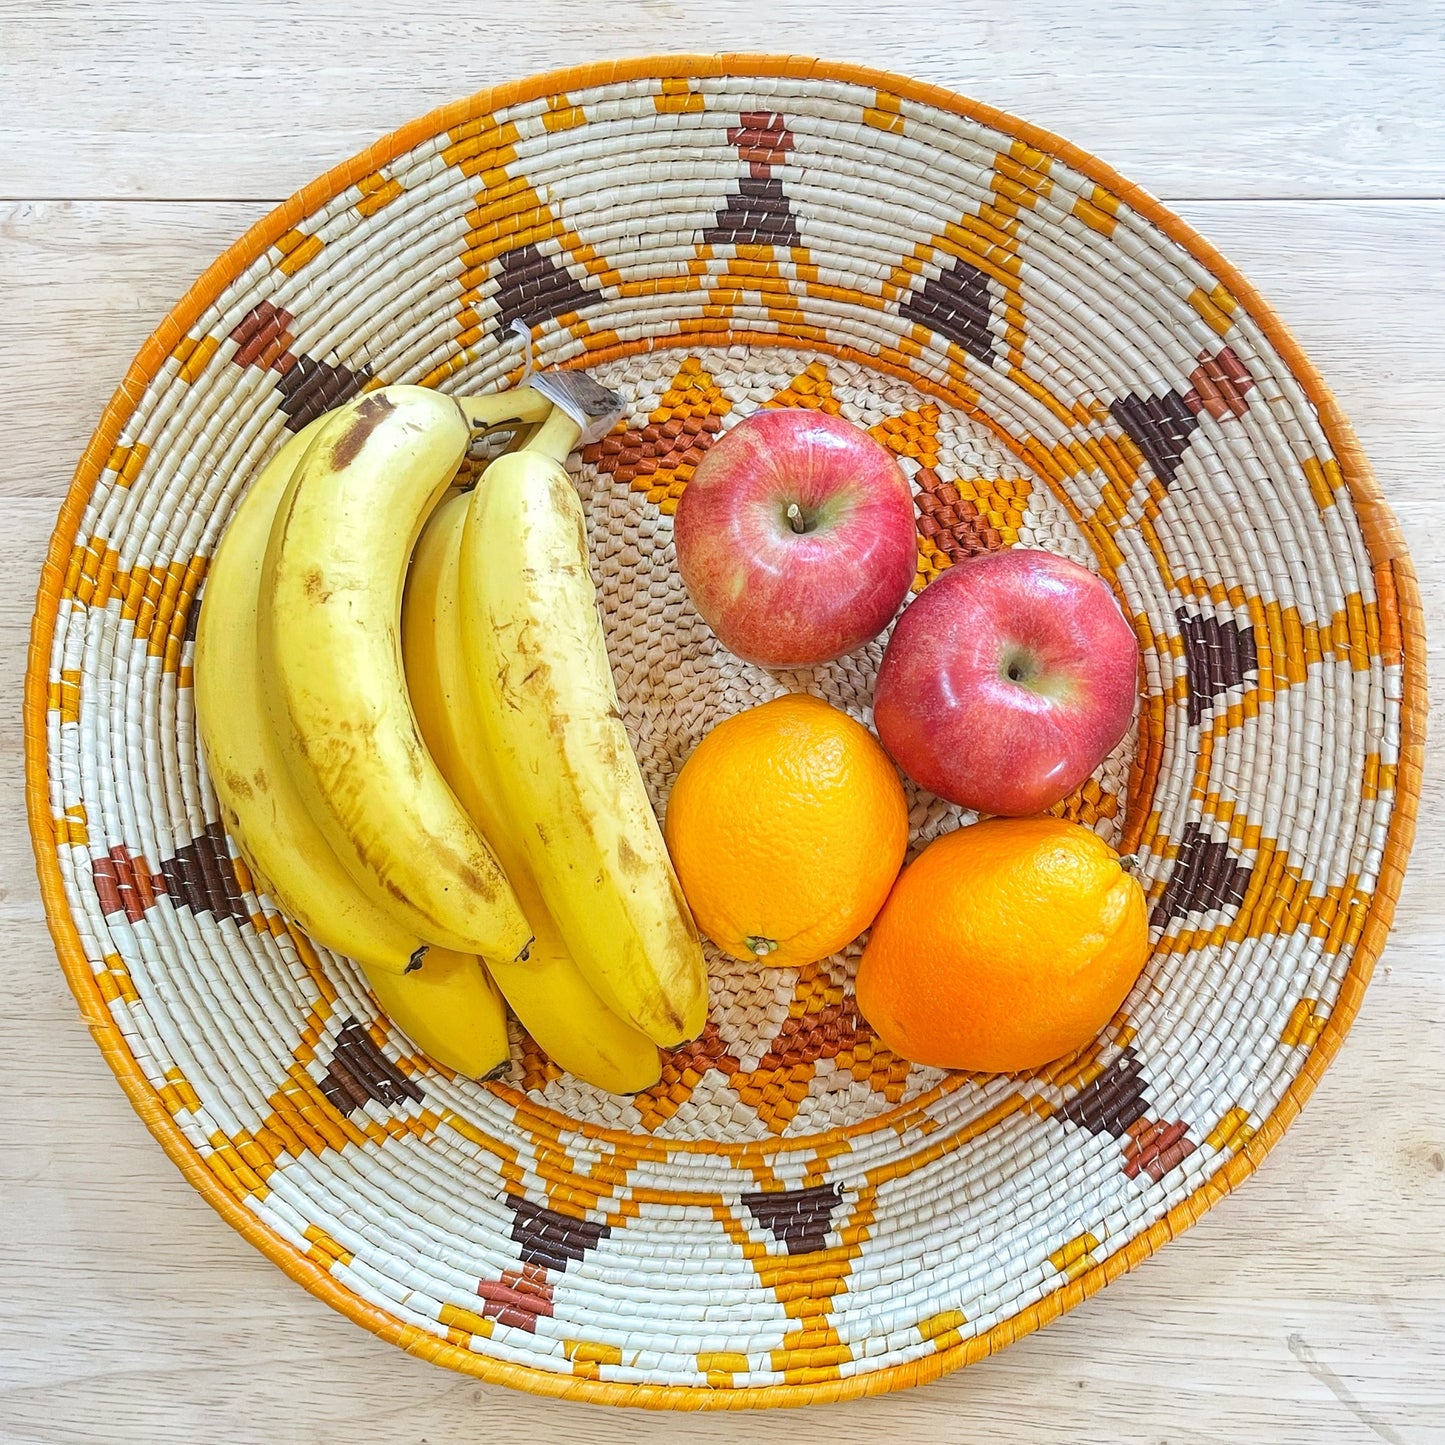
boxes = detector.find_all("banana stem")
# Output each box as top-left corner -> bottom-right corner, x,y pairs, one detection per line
525,405 -> 586,464
456,386 -> 554,433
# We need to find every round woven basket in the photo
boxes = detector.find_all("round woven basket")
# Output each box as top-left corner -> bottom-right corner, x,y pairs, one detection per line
26,56 -> 1424,1409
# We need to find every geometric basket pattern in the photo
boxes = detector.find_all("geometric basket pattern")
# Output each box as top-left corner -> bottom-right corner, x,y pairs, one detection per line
26,57 -> 1423,1408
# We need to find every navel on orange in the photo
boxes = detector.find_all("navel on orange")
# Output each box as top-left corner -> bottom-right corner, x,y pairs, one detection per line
856,818 -> 1148,1073
664,694 -> 908,967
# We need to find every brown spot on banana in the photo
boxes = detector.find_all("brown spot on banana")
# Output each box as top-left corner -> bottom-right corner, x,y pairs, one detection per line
596,731 -> 623,770
225,771 -> 254,800
617,836 -> 645,876
668,872 -> 702,952
301,566 -> 329,603
653,1000 -> 688,1042
458,863 -> 498,903
329,392 -> 395,468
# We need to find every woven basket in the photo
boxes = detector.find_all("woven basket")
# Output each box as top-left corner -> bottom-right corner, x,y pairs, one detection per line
26,56 -> 1424,1409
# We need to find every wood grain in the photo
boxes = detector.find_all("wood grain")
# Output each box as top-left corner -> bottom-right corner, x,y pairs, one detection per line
2,4 -> 1442,1440
2,0 -> 1444,203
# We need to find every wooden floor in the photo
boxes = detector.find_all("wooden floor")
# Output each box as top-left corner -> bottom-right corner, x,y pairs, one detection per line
2,3 -> 1442,1440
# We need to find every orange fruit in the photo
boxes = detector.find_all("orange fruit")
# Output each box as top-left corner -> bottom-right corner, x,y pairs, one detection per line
664,694 -> 908,967
856,818 -> 1148,1073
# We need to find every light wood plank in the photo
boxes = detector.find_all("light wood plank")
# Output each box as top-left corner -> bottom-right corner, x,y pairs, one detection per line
2,201 -> 1442,1441
2,0 -> 1444,203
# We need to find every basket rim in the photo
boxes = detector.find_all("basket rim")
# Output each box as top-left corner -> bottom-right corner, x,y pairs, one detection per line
24,52 -> 1427,1410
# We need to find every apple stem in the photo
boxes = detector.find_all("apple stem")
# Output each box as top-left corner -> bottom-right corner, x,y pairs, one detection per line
785,503 -> 807,535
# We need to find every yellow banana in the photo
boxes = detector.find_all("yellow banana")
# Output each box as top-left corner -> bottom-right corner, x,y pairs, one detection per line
458,394 -> 709,1048
195,418 -> 427,972
258,384 -> 534,961
402,493 -> 661,1093
362,947 -> 511,1080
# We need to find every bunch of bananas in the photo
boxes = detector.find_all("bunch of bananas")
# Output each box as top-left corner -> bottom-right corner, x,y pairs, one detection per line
194,380 -> 708,1092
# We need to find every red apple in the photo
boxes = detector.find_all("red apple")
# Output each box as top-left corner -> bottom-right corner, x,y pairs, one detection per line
873,549 -> 1139,815
673,409 -> 917,668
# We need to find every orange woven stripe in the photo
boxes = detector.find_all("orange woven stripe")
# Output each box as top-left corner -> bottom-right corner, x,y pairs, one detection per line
863,89 -> 904,134
654,77 -> 704,114
355,175 -> 404,217
544,94 -> 586,132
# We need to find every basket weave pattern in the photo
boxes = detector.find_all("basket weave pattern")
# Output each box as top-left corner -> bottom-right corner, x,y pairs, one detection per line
26,57 -> 1422,1408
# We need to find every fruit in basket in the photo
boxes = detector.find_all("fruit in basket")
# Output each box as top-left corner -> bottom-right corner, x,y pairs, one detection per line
196,389 -> 554,1079
364,946 -> 512,1080
257,385 -> 534,963
672,408 -> 916,668
402,492 -> 661,1093
856,818 -> 1148,1073
873,549 -> 1139,816
195,416 -> 430,974
664,693 -> 909,967
195,375 -> 689,1089
459,389 -> 709,1050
